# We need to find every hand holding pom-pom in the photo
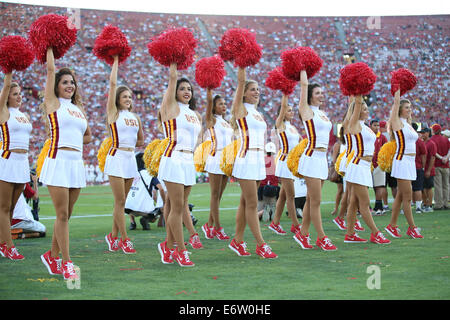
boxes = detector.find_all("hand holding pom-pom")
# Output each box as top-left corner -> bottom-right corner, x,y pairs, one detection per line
218,28 -> 262,68
265,67 -> 298,96
281,47 -> 323,81
390,68 -> 417,96
28,14 -> 78,63
338,62 -> 377,96
195,55 -> 226,89
147,27 -> 197,70
0,36 -> 35,73
93,25 -> 131,66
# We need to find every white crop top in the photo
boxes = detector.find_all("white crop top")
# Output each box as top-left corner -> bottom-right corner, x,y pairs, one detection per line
208,115 -> 233,156
351,121 -> 376,163
394,118 -> 418,160
236,103 -> 267,157
0,107 -> 32,156
109,110 -> 139,150
47,98 -> 87,158
303,105 -> 332,156
163,103 -> 201,156
278,121 -> 300,161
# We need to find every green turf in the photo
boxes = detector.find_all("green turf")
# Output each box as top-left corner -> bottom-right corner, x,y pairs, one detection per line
1,182 -> 449,300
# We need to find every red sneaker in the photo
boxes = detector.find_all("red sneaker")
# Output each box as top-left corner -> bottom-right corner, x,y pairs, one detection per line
355,219 -> 365,231
0,242 -> 6,258
201,223 -> 215,239
370,231 -> 391,244
41,250 -> 62,275
333,217 -> 347,230
293,232 -> 313,249
118,238 -> 136,254
290,224 -> 301,234
5,246 -> 25,260
268,221 -> 286,235
385,224 -> 402,238
316,236 -> 338,251
344,233 -> 368,243
62,260 -> 78,280
406,226 -> 423,239
228,239 -> 251,256
157,241 -> 174,264
214,227 -> 230,240
105,233 -> 119,252
255,243 -> 278,259
173,248 -> 195,267
189,233 -> 203,249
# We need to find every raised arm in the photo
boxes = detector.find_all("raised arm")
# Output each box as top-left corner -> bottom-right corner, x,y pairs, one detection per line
389,89 -> 402,132
231,67 -> 247,120
160,63 -> 179,123
348,95 -> 363,134
106,56 -> 119,123
205,88 -> 215,129
43,48 -> 59,114
275,94 -> 288,132
298,70 -> 313,122
0,73 -> 12,120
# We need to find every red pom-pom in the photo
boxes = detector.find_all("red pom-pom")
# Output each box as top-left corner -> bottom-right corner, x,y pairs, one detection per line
195,55 -> 226,89
218,28 -> 262,68
28,14 -> 77,64
281,47 -> 323,81
338,62 -> 377,96
93,25 -> 131,66
0,36 -> 35,73
265,67 -> 298,95
390,68 -> 417,96
147,27 -> 197,70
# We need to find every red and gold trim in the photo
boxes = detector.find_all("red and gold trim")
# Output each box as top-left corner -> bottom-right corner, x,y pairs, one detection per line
163,119 -> 177,157
304,119 -> 316,157
209,127 -> 217,156
237,118 -> 249,158
47,112 -> 59,159
352,133 -> 364,164
395,130 -> 405,160
345,133 -> 352,157
0,122 -> 11,159
108,122 -> 119,156
279,131 -> 288,161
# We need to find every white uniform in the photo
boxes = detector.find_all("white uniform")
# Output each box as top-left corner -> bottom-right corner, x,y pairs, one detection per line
0,107 -> 32,183
39,98 -> 87,188
275,121 -> 300,180
205,115 -> 233,175
104,110 -> 139,179
391,118 -> 418,180
125,169 -> 156,214
232,103 -> 267,181
158,103 -> 202,186
298,105 -> 332,180
345,121 -> 376,187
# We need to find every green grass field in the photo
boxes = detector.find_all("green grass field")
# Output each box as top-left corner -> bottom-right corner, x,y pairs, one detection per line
1,181 -> 449,300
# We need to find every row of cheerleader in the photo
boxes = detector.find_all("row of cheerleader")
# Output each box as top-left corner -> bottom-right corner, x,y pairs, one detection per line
0,14 -> 422,280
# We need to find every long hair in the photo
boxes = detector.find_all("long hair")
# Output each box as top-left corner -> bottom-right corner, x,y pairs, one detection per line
6,82 -> 20,107
398,99 -> 411,117
307,83 -> 321,105
176,77 -> 196,110
115,85 -> 133,111
212,94 -> 223,115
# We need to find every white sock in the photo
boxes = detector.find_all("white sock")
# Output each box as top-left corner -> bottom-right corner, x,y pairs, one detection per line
416,201 -> 422,209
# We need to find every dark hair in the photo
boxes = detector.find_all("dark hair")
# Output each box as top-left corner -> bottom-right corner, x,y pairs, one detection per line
307,83 -> 321,105
176,77 -> 196,110
54,68 -> 82,107
212,94 -> 223,115
370,119 -> 379,125
135,152 -> 145,171
339,126 -> 345,144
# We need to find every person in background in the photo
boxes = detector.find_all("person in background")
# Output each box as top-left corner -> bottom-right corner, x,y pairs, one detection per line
430,124 -> 450,210
370,119 -> 388,215
257,142 -> 279,222
419,127 -> 437,212
411,122 -> 427,213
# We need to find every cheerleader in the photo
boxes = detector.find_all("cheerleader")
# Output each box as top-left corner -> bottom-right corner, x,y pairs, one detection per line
268,94 -> 301,235
0,72 -> 32,260
227,66 -> 277,259
344,95 -> 390,244
385,90 -> 423,239
202,89 -> 233,240
39,48 -> 92,280
104,56 -> 144,254
157,63 -> 202,267
293,70 -> 337,251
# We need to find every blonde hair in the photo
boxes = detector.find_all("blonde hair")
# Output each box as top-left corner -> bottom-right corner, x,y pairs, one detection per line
115,85 -> 133,111
6,82 -> 20,107
398,99 -> 411,117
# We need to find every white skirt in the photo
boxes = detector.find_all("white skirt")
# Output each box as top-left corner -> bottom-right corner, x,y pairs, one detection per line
39,149 -> 86,188
104,149 -> 138,179
205,149 -> 226,176
298,150 -> 328,180
0,152 -> 30,184
275,158 -> 294,180
339,154 -> 348,174
232,149 -> 266,181
345,159 -> 373,187
158,150 -> 196,186
391,154 -> 416,181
